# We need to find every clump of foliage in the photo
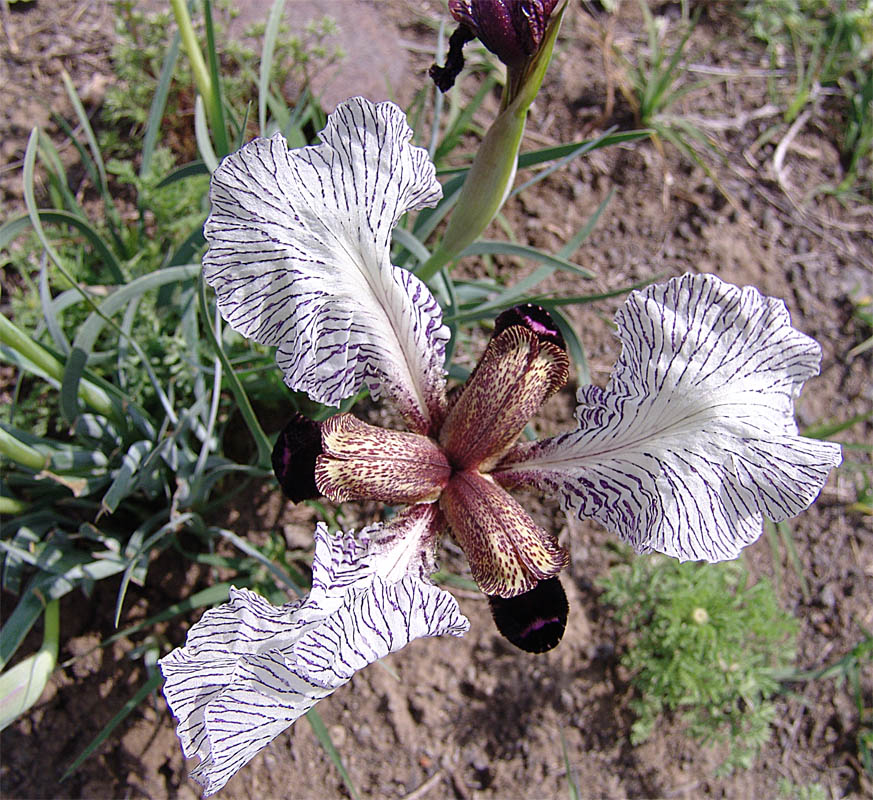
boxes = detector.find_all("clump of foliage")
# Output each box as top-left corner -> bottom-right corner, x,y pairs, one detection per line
599,555 -> 798,773
101,0 -> 343,159
742,0 -> 873,195
784,631 -> 873,780
777,780 -> 827,800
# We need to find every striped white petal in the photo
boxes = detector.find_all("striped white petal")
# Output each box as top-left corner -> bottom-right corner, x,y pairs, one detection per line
159,523 -> 468,796
495,273 -> 842,562
202,97 -> 448,434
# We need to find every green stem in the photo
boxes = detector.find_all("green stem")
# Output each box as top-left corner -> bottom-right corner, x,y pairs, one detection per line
169,0 -> 215,121
417,104 -> 527,283
0,314 -> 116,420
0,427 -> 47,471
416,1 -> 567,284
202,0 -> 229,157
42,599 -> 60,662
0,496 -> 29,515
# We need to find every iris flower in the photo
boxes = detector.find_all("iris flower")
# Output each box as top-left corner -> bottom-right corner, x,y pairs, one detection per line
160,97 -> 841,795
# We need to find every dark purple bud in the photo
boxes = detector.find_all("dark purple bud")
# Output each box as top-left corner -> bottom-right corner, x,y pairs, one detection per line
271,413 -> 323,503
450,0 -> 559,67
488,577 -> 569,653
493,303 -> 566,351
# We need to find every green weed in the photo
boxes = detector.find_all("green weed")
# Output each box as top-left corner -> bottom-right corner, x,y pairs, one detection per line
102,0 -> 343,160
742,0 -> 873,195
779,632 -> 873,779
599,555 -> 798,774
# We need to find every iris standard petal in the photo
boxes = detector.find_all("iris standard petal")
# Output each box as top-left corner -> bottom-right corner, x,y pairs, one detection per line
159,523 -> 468,796
202,97 -> 448,434
494,273 -> 842,562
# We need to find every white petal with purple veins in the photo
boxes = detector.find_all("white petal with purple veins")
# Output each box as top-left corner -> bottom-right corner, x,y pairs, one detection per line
159,523 -> 468,796
202,97 -> 448,433
495,273 -> 842,562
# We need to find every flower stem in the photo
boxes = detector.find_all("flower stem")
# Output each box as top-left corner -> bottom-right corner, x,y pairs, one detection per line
0,314 -> 116,421
0,427 -> 47,471
169,0 -> 215,124
417,2 -> 567,283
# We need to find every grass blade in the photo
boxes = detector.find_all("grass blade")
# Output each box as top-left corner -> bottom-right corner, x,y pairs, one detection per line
195,95 -> 219,173
59,347 -> 88,425
433,75 -> 497,163
197,277 -> 272,465
392,227 -> 431,265
114,513 -> 198,627
802,410 -> 873,440
515,130 -> 652,170
306,708 -> 361,800
38,259 -> 70,355
550,307 -> 591,386
560,730 -> 581,800
101,441 -> 152,515
72,264 -> 200,354
513,134 -> 615,198
210,526 -> 303,597
203,0 -> 229,157
22,133 -> 126,288
0,211 -> 123,285
60,70 -> 107,192
61,670 -> 163,780
259,0 -> 287,136
0,590 -> 45,672
155,160 -> 209,188
141,31 -> 181,178
95,583 -> 243,653
459,241 -> 595,278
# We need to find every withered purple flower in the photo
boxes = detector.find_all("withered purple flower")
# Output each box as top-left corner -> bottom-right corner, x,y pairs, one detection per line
431,0 -> 560,91
159,98 -> 841,796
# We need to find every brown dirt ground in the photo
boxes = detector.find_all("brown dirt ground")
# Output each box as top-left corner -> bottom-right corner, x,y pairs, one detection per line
2,1 -> 872,799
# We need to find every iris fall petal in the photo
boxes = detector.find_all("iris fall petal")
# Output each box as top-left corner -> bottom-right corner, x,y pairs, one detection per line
495,273 -> 842,562
202,97 -> 449,434
440,469 -> 569,597
160,523 -> 468,796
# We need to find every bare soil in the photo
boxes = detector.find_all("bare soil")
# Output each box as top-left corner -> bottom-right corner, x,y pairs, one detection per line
2,1 -> 872,799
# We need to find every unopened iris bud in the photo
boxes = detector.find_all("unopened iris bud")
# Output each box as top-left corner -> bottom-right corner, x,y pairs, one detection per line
431,0 -> 560,91
454,0 -> 558,67
420,2 -> 567,280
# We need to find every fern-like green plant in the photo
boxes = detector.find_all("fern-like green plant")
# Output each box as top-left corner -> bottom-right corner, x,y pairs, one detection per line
600,556 -> 798,774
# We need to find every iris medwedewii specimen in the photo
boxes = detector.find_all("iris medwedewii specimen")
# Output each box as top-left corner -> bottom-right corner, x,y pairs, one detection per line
159,97 -> 842,796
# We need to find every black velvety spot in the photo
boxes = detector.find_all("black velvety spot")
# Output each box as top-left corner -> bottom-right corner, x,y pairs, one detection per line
488,577 -> 569,653
429,25 -> 475,92
494,304 -> 566,351
271,413 -> 322,503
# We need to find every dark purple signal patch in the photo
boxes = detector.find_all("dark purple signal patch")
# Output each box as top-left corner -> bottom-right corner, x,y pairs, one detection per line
487,577 -> 569,653
493,304 -> 566,351
271,413 -> 323,503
